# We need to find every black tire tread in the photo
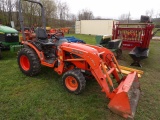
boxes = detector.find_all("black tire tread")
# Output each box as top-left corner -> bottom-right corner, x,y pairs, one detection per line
62,68 -> 86,94
17,47 -> 41,76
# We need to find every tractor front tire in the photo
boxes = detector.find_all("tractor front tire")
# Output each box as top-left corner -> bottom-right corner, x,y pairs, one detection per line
17,48 -> 41,76
62,69 -> 86,94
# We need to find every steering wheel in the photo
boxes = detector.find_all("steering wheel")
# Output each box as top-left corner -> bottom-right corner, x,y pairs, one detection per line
51,32 -> 64,40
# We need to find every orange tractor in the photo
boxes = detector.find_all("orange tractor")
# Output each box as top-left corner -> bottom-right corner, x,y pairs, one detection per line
18,0 -> 141,119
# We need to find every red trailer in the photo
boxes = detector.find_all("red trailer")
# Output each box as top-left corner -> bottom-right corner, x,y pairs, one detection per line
112,23 -> 155,67
112,23 -> 154,49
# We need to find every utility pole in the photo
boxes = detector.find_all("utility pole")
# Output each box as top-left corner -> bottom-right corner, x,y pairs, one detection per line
127,12 -> 130,23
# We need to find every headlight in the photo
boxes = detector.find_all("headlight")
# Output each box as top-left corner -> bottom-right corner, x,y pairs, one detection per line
6,33 -> 11,36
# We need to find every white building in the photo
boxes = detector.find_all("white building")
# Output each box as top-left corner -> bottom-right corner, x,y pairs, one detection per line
75,20 -> 118,35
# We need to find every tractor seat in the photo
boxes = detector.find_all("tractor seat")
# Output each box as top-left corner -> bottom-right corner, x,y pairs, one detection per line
35,27 -> 55,46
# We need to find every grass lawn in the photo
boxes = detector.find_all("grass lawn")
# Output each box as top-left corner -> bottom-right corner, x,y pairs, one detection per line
153,28 -> 160,36
0,34 -> 160,120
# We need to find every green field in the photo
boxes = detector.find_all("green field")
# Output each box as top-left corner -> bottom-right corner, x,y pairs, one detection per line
0,34 -> 160,120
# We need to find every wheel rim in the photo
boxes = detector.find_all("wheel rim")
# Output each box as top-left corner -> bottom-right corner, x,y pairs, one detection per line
65,76 -> 78,91
20,55 -> 30,71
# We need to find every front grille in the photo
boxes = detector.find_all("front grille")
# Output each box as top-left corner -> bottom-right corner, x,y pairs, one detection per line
0,34 -> 5,42
5,34 -> 19,43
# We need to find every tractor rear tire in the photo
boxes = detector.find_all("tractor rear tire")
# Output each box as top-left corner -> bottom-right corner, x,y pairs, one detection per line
17,48 -> 41,76
0,49 -> 2,59
62,68 -> 86,94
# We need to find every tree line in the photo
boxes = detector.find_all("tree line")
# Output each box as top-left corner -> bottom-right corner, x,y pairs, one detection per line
0,0 -> 159,29
0,0 -> 95,29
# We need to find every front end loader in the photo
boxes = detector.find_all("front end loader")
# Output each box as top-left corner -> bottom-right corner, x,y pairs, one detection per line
18,0 -> 141,119
58,42 -> 141,119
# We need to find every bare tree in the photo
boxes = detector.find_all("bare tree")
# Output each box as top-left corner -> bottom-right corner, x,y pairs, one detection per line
78,9 -> 94,20
119,12 -> 131,20
68,13 -> 77,21
56,1 -> 69,20
155,10 -> 160,18
56,1 -> 69,27
41,0 -> 57,26
19,0 -> 57,27
145,9 -> 154,18
0,0 -> 16,25
0,0 -> 75,28
0,0 -> 6,24
94,16 -> 102,20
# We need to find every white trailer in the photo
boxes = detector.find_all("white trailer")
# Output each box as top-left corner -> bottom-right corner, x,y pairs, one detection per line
75,20 -> 118,35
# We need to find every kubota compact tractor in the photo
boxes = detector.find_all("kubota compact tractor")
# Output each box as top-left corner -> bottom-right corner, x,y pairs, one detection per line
18,0 -> 141,119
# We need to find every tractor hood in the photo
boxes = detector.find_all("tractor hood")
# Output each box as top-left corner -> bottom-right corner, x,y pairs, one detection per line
0,25 -> 18,33
61,42 -> 99,55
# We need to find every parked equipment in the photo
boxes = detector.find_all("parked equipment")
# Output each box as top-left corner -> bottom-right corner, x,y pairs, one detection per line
0,25 -> 20,58
95,35 -> 122,59
140,15 -> 151,23
112,23 -> 154,49
65,36 -> 86,43
129,47 -> 149,67
112,23 -> 155,67
0,25 -> 19,48
18,0 -> 141,119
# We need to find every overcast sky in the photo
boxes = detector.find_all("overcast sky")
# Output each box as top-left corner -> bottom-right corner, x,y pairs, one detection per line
59,0 -> 160,19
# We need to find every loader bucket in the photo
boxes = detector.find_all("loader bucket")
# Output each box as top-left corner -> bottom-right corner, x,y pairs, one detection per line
108,72 -> 140,119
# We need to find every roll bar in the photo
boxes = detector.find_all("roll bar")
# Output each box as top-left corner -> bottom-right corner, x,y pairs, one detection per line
19,0 -> 46,40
